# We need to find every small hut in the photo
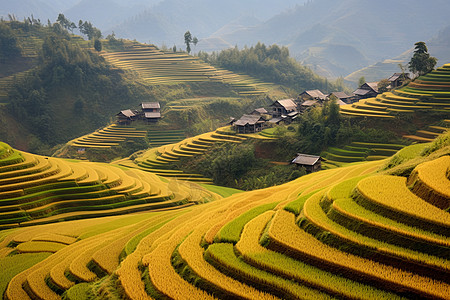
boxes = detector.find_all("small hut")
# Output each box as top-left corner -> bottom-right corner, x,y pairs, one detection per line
116,109 -> 139,125
291,153 -> 322,172
234,114 -> 266,133
270,99 -> 298,117
141,102 -> 161,122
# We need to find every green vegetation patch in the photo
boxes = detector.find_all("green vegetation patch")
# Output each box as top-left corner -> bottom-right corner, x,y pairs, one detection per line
214,202 -> 279,244
199,184 -> 243,198
0,252 -> 51,296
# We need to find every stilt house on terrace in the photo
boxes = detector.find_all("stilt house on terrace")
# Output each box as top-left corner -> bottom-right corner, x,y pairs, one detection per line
270,99 -> 298,118
116,109 -> 139,125
388,73 -> 411,88
234,114 -> 266,133
291,153 -> 322,172
328,92 -> 354,104
141,102 -> 161,123
353,82 -> 379,100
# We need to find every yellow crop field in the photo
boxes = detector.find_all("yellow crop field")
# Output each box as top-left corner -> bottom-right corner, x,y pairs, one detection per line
408,155 -> 450,209
1,131 -> 449,299
268,210 -> 450,299
356,175 -> 450,229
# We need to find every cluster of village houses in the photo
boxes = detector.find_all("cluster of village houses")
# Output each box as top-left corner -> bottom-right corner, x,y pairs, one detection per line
231,72 -> 410,134
115,73 -> 409,172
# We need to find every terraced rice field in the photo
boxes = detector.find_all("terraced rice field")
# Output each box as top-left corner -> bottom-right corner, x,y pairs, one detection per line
68,124 -> 148,149
1,139 -> 448,299
117,127 -> 249,184
0,141 -> 218,230
100,43 -> 269,96
341,63 -> 450,118
321,142 -> 405,168
403,124 -> 448,143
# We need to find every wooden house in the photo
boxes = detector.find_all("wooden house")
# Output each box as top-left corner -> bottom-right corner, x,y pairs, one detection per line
388,73 -> 411,88
353,82 -> 379,100
141,102 -> 161,122
270,99 -> 298,117
299,90 -> 327,101
234,114 -> 266,134
299,100 -> 320,112
250,108 -> 268,116
328,92 -> 354,104
116,109 -> 139,125
291,153 -> 322,172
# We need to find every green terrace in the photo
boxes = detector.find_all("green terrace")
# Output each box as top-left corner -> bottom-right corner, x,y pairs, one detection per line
0,142 -> 219,229
100,43 -> 268,96
68,124 -> 147,149
321,142 -> 405,168
1,134 -> 449,299
341,63 -> 450,118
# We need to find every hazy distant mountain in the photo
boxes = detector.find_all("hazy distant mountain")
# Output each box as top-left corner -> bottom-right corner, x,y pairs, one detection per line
109,0 -> 303,48
346,25 -> 450,84
0,0 -> 80,22
0,0 -> 56,22
64,0 -> 162,30
215,0 -> 450,78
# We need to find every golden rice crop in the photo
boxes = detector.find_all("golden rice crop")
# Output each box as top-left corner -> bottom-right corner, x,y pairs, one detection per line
407,155 -> 450,209
303,189 -> 450,271
332,198 -> 450,247
235,211 -> 401,300
205,242 -> 329,299
116,211 -> 192,299
142,214 -> 216,299
268,210 -> 450,299
16,241 -> 66,253
356,175 -> 450,228
178,224 -> 278,299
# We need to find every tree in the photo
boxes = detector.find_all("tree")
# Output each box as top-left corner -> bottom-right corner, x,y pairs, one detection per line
184,31 -> 192,54
94,39 -> 102,52
408,42 -> 437,76
0,23 -> 21,62
358,76 -> 366,87
172,45 -> 177,52
78,20 -> 101,40
56,14 -> 76,32
377,79 -> 390,93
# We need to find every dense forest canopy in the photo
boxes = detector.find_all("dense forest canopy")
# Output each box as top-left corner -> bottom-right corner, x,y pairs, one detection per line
198,43 -> 345,93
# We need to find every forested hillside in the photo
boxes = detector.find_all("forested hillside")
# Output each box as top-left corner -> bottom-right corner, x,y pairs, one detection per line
198,43 -> 345,93
0,19 -> 340,156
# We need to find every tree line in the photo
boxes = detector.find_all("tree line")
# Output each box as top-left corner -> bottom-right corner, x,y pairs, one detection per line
197,42 -> 345,93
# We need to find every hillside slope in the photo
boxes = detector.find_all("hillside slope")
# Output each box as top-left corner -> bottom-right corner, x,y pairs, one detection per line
0,131 -> 448,299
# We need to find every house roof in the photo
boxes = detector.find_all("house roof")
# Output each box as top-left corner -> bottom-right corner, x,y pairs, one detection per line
365,82 -> 379,93
269,117 -> 283,124
142,102 -> 160,109
252,108 -> 268,115
287,111 -> 299,118
144,112 -> 161,119
270,99 -> 297,111
292,154 -> 321,166
301,100 -> 318,107
235,114 -> 265,126
301,89 -> 326,100
117,109 -> 137,118
388,73 -> 410,82
337,100 -> 347,106
353,88 -> 371,96
330,92 -> 351,99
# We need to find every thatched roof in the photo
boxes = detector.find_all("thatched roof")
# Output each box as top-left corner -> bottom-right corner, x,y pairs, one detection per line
142,102 -> 160,109
301,89 -> 327,100
235,114 -> 265,126
292,154 -> 321,166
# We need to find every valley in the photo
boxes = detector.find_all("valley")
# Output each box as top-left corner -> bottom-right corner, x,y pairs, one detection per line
0,4 -> 449,299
